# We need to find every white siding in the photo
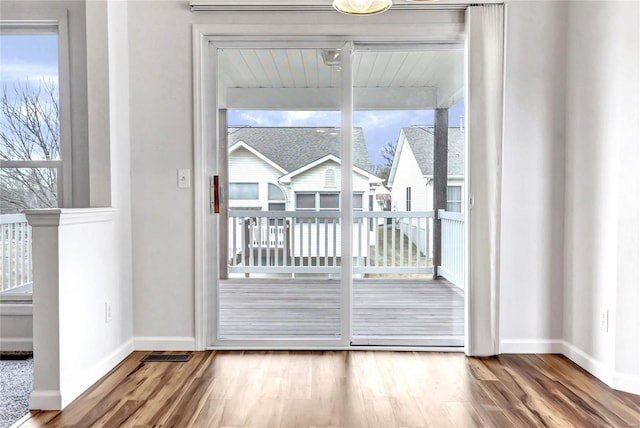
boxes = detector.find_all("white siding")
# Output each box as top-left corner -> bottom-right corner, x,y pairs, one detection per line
290,160 -> 370,194
390,135 -> 428,212
228,147 -> 283,209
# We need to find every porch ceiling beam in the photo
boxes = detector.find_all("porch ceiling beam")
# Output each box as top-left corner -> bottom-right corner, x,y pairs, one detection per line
222,87 -> 437,110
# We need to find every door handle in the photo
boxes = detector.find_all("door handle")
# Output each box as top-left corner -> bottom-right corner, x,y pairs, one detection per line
211,175 -> 222,214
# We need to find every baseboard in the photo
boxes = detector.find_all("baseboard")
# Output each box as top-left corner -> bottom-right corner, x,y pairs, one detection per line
500,339 -> 564,354
0,303 -> 32,316
561,341 -> 614,387
59,338 -> 134,409
0,337 -> 33,352
613,371 -> 640,395
29,390 -> 62,411
133,336 -> 196,351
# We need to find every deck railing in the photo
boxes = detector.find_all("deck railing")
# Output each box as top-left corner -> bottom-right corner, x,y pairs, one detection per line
438,209 -> 464,288
228,209 -> 434,276
1,214 -> 32,292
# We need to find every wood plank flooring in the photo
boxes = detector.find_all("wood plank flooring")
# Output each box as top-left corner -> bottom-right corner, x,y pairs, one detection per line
18,351 -> 640,427
219,279 -> 463,343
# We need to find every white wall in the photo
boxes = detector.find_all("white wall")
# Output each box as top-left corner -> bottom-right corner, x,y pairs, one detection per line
564,0 -> 640,391
124,1 -> 639,393
128,1 -> 201,348
107,0 -> 134,360
499,0 -> 568,352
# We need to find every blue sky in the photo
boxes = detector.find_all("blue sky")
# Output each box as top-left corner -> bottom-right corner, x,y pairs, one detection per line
0,35 -> 59,87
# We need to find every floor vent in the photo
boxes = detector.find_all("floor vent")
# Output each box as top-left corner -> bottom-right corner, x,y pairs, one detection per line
141,354 -> 192,363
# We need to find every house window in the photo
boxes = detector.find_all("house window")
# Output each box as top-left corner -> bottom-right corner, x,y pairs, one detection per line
353,193 -> 363,211
268,183 -> 286,211
296,192 -> 350,211
229,182 -> 259,200
405,187 -> 412,211
447,185 -> 462,212
0,32 -> 61,213
296,193 -> 316,210
324,168 -> 336,188
319,193 -> 339,211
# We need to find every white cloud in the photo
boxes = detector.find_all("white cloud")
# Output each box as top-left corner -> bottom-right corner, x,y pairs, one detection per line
0,61 -> 59,86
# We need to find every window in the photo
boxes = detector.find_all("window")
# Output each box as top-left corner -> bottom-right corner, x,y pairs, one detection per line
0,32 -> 61,214
229,182 -> 259,200
295,192 -> 366,211
447,185 -> 462,212
353,193 -> 363,211
319,193 -> 339,210
405,187 -> 412,211
268,183 -> 286,211
296,193 -> 316,210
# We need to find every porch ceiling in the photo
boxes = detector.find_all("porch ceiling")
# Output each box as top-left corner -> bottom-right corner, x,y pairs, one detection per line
218,48 -> 463,110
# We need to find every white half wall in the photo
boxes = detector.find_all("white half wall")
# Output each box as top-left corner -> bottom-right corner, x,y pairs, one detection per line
25,209 -> 134,410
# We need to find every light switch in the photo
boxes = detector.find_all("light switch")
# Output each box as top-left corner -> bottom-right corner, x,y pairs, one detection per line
178,169 -> 191,188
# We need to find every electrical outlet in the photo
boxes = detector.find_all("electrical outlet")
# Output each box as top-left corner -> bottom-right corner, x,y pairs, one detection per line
599,308 -> 608,332
105,301 -> 112,324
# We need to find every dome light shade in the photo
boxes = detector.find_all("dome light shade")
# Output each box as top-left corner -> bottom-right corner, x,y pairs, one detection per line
332,0 -> 392,15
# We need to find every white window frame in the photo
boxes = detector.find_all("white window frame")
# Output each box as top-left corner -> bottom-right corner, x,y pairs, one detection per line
446,185 -> 462,213
0,18 -> 73,209
267,182 -> 286,211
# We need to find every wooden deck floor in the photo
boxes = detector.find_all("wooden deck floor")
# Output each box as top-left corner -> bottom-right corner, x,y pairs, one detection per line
218,279 -> 463,345
18,351 -> 640,427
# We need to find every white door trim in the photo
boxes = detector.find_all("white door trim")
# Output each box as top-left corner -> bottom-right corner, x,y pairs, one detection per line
192,11 -> 468,350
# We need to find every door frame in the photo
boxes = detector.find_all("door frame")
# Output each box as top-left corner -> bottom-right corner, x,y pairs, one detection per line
192,10 -> 470,351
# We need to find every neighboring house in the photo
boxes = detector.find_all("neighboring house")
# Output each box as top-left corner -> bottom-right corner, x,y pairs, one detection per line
226,127 -> 383,267
387,126 -> 465,258
387,126 -> 465,214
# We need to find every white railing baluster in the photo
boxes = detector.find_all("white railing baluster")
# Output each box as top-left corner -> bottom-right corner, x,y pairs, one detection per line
324,217 -> 329,267
374,220 -> 379,268
0,214 -> 32,293
224,210 -> 447,277
332,218 -> 337,267
383,220 -> 388,267
316,217 -> 320,267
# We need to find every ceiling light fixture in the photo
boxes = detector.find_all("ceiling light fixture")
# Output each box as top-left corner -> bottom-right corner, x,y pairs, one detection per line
321,49 -> 342,66
332,0 -> 392,15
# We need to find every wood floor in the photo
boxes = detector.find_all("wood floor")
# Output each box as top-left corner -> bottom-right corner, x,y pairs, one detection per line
18,351 -> 640,427
219,279 -> 463,344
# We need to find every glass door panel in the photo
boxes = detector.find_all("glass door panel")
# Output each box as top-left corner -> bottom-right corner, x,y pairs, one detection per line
350,48 -> 465,346
216,46 -> 344,342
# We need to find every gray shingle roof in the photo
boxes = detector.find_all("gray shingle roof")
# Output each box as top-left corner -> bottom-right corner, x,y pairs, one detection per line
401,127 -> 465,176
228,127 -> 374,174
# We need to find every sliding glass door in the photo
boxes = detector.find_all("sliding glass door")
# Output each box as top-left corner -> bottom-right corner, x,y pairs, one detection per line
351,47 -> 465,346
208,41 -> 465,348
214,44 -> 347,345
